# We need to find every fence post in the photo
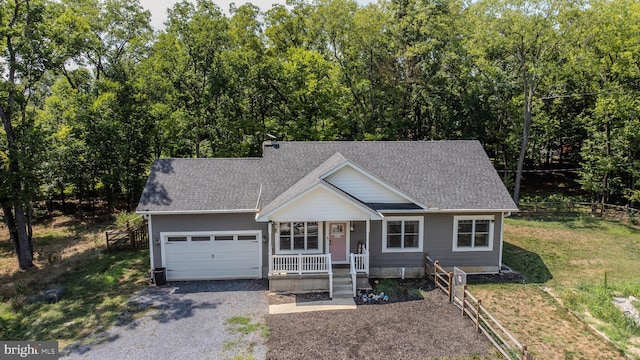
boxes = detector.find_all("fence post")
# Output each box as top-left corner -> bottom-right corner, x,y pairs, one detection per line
476,299 -> 481,332
461,284 -> 467,316
298,253 -> 303,275
106,231 -> 110,250
448,272 -> 453,302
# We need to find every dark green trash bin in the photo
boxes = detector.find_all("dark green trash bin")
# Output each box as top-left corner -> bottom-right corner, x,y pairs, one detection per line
153,267 -> 167,286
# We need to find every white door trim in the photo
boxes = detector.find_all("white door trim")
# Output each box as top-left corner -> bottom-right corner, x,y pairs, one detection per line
326,222 -> 350,264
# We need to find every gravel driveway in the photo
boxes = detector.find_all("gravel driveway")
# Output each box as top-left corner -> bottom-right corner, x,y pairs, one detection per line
63,280 -> 269,360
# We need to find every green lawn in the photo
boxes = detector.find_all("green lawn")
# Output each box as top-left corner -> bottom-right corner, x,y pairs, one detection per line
0,250 -> 148,347
471,216 -> 640,359
0,214 -> 149,349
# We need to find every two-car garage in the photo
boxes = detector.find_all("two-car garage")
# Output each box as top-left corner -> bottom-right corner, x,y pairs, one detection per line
160,231 -> 262,281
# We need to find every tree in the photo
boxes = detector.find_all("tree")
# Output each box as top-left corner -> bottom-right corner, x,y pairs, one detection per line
572,0 -> 640,207
0,0 -> 67,269
467,0 -> 567,204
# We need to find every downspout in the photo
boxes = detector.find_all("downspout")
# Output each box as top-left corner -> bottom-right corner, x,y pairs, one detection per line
146,215 -> 154,270
498,212 -> 505,270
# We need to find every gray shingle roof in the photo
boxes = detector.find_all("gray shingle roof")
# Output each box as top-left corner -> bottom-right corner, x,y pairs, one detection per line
136,141 -> 518,213
136,158 -> 263,212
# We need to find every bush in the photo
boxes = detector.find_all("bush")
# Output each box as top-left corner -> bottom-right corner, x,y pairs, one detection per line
114,212 -> 144,229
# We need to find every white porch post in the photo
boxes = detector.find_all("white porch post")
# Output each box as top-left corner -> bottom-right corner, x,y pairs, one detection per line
268,221 -> 273,276
366,219 -> 370,275
364,219 -> 371,276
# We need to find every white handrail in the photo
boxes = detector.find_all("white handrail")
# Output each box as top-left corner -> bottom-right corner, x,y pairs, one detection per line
349,253 -> 357,296
328,253 -> 333,299
351,249 -> 368,273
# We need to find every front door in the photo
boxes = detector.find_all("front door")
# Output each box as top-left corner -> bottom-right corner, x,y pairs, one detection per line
329,222 -> 348,262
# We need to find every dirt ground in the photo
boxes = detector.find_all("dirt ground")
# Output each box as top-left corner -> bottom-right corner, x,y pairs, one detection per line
266,290 -> 495,360
0,214 -> 110,298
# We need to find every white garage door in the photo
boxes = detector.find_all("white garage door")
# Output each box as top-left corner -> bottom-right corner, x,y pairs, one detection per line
162,231 -> 261,280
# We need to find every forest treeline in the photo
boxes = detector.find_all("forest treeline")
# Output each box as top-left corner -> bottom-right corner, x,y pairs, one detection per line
1,0 -> 639,268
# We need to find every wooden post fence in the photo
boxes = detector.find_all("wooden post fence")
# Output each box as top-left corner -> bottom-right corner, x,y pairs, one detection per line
430,259 -> 536,360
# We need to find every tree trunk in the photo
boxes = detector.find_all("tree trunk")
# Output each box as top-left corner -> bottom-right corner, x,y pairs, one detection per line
0,107 -> 35,270
1,3 -> 35,270
602,121 -> 611,213
513,82 -> 533,206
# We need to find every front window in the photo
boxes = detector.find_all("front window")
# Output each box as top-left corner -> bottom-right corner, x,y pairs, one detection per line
453,216 -> 494,251
382,217 -> 423,252
279,222 -> 320,252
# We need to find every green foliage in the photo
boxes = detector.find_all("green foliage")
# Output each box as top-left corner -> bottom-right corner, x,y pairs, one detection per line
0,250 -> 148,341
562,281 -> 640,343
2,0 -> 640,221
114,212 -> 144,229
373,279 -> 396,296
224,316 -> 268,336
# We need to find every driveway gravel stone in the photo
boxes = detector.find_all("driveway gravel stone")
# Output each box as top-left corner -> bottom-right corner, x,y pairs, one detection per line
62,280 -> 269,360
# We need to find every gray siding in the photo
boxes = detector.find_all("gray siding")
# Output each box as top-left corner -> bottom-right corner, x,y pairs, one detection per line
365,212 -> 503,269
148,212 -> 503,274
424,212 -> 502,268
350,221 -> 367,254
368,218 -> 424,268
149,213 -> 268,270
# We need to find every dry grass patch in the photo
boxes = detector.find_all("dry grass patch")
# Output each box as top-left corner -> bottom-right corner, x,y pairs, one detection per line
470,284 -> 626,359
0,213 -> 150,348
471,217 -> 640,359
0,214 -> 112,298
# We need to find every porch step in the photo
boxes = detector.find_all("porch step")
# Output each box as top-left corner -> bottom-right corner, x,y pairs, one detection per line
332,273 -> 354,298
333,268 -> 351,275
333,289 -> 354,298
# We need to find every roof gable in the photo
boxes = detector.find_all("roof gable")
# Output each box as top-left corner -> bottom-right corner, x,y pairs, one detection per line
322,161 -> 422,207
258,183 -> 383,222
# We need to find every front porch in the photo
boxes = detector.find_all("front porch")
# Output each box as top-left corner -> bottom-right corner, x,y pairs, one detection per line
268,250 -> 371,298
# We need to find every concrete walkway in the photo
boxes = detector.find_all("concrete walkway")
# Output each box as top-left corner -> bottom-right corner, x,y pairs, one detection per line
269,298 -> 356,314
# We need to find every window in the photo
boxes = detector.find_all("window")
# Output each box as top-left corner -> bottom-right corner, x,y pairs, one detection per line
191,236 -> 211,242
167,236 -> 187,242
278,222 -> 320,252
382,217 -> 423,252
453,216 -> 494,251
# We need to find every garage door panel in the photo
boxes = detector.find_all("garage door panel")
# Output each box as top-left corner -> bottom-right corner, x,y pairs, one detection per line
163,232 -> 261,281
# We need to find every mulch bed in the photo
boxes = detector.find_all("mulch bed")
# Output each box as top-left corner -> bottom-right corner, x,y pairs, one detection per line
356,278 -> 436,304
266,289 -> 494,360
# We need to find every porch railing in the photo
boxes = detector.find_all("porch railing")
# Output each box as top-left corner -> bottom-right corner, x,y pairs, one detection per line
270,253 -> 332,275
349,247 -> 369,296
269,253 -> 333,298
351,247 -> 369,274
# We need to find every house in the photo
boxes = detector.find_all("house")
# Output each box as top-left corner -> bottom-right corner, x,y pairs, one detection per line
136,141 -> 518,297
